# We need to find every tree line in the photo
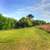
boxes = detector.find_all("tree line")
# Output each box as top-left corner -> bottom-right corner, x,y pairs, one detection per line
0,14 -> 46,30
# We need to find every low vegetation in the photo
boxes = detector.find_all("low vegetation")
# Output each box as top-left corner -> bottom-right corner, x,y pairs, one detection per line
0,14 -> 47,30
0,27 -> 50,50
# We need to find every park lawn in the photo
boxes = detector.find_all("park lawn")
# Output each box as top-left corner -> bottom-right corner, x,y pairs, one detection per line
0,27 -> 50,50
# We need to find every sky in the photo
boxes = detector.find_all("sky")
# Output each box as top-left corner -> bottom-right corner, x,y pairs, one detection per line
0,0 -> 50,22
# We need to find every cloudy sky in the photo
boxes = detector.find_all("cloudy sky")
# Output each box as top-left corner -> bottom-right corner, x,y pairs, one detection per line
0,0 -> 50,22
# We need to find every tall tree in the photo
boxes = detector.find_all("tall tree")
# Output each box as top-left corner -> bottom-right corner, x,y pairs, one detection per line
27,14 -> 34,19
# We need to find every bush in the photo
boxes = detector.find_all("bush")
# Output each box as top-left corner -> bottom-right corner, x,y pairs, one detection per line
15,17 -> 33,28
32,20 -> 46,26
0,14 -> 17,30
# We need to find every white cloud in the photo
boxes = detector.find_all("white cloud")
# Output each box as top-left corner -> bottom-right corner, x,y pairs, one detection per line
1,0 -> 50,21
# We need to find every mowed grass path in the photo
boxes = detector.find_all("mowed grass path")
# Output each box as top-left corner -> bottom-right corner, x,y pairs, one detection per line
0,27 -> 50,50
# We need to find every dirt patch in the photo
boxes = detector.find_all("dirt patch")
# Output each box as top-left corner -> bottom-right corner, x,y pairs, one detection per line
39,24 -> 50,33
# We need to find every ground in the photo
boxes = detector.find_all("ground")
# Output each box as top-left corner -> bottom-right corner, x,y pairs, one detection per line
39,24 -> 50,32
0,27 -> 50,50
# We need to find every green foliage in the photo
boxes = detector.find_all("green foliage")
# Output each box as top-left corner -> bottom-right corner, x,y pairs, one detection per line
0,14 -> 17,30
0,14 -> 47,29
16,17 -> 33,28
33,20 -> 46,26
26,18 -> 33,27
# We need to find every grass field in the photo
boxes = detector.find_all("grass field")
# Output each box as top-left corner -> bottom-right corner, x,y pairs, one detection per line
0,27 -> 50,50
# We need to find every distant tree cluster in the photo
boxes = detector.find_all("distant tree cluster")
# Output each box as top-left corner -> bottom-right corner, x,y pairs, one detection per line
0,14 -> 47,30
32,20 -> 46,26
0,14 -> 17,30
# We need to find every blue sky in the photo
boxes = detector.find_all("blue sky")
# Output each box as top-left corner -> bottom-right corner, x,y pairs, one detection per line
0,0 -> 50,22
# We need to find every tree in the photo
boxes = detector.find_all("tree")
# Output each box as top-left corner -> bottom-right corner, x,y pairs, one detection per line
0,14 -> 17,30
27,14 -> 34,19
16,17 -> 27,28
16,17 -> 33,28
32,20 -> 46,26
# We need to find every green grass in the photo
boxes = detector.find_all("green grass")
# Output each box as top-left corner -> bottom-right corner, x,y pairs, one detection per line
0,27 -> 50,50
